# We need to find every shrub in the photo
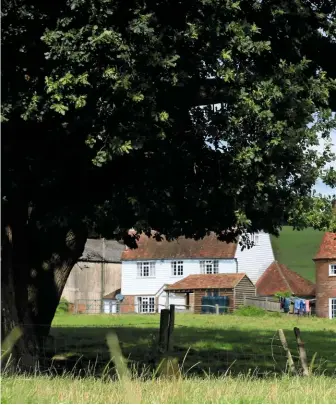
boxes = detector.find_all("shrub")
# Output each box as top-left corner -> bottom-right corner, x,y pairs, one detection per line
56,298 -> 70,314
274,291 -> 292,298
234,306 -> 267,317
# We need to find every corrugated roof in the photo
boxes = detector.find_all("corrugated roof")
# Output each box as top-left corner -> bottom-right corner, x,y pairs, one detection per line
314,232 -> 336,260
166,273 -> 247,291
121,232 -> 237,261
80,239 -> 125,263
256,261 -> 315,296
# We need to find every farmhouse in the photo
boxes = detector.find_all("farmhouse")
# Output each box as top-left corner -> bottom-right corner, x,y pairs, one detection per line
62,238 -> 124,313
166,273 -> 256,313
313,232 -> 336,319
256,261 -> 315,298
120,231 -> 274,313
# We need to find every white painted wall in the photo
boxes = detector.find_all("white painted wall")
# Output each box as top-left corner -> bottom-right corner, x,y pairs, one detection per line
158,291 -> 187,312
121,258 -> 237,295
235,232 -> 275,282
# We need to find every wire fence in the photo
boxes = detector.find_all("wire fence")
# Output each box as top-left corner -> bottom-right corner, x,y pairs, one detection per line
69,300 -> 316,318
69,301 -> 235,315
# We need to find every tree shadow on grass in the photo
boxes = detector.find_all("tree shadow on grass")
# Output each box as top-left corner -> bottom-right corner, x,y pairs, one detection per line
43,324 -> 336,378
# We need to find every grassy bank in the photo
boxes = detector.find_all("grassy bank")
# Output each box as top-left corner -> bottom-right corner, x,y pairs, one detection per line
271,226 -> 324,282
2,374 -> 336,404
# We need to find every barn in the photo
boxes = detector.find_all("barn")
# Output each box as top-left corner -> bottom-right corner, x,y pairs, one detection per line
62,238 -> 124,313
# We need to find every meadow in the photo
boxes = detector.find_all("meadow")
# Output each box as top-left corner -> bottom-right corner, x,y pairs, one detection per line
2,312 -> 336,403
270,226 -> 324,282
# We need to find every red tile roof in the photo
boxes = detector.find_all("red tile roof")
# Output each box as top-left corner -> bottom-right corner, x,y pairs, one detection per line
314,232 -> 336,260
256,261 -> 315,296
121,232 -> 237,261
166,273 -> 247,291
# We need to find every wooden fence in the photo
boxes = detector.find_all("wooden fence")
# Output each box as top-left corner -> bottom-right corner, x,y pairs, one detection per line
244,296 -> 281,312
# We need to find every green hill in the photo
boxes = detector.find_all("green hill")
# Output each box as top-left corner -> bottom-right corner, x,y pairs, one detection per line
270,226 -> 324,283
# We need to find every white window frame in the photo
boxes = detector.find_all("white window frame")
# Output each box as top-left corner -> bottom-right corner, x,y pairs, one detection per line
137,296 -> 155,313
329,264 -> 336,276
171,260 -> 184,276
252,234 -> 260,246
329,298 -> 336,319
137,261 -> 155,278
200,260 -> 219,274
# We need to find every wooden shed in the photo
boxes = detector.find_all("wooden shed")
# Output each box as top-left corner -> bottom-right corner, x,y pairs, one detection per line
166,273 -> 256,313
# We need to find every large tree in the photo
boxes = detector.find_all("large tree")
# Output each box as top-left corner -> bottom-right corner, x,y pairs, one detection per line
2,0 -> 336,367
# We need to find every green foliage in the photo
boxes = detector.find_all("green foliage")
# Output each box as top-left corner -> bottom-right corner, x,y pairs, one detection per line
3,0 -> 336,244
234,306 -> 268,317
274,291 -> 292,298
56,298 -> 70,315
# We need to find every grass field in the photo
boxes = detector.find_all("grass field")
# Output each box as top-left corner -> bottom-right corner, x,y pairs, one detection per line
271,226 -> 324,282
43,313 -> 336,376
2,374 -> 336,403
2,313 -> 336,403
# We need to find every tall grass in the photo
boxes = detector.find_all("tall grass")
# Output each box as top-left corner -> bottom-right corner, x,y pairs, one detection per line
2,374 -> 336,403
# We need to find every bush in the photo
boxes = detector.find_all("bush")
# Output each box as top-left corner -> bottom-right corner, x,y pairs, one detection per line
274,291 -> 291,298
56,298 -> 70,315
234,305 -> 268,317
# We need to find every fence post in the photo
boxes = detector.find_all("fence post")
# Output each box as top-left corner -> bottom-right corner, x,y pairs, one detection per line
167,305 -> 175,351
278,329 -> 296,375
158,309 -> 170,354
293,327 -> 309,376
215,304 -> 219,315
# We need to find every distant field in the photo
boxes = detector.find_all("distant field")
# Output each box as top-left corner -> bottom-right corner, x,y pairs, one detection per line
271,226 -> 324,282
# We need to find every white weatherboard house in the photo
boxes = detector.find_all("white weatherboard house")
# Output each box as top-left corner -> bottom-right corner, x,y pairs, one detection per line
120,232 -> 274,313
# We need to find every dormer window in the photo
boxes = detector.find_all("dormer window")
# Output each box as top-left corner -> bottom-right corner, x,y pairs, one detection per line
329,264 -> 336,276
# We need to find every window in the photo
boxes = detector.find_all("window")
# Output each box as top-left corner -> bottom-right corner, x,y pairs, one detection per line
206,289 -> 220,297
329,264 -> 336,276
252,234 -> 259,246
137,261 -> 155,277
330,298 -> 336,319
137,297 -> 155,313
171,261 -> 184,276
200,260 -> 219,274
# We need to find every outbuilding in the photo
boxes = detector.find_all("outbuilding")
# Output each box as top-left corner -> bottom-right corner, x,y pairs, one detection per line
165,273 -> 256,313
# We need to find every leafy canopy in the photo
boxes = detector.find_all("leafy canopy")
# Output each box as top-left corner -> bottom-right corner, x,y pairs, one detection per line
2,0 -> 336,243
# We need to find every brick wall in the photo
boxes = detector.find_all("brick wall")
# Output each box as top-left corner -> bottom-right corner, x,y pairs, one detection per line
68,303 -> 87,313
315,259 -> 336,318
120,295 -> 136,313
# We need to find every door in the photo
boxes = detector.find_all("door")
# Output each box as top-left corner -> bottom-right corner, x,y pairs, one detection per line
330,298 -> 336,319
103,300 -> 111,314
103,300 -> 118,314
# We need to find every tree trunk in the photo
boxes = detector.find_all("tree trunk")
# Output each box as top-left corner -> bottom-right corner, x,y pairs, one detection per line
27,222 -> 87,339
1,203 -> 87,371
1,204 -> 38,371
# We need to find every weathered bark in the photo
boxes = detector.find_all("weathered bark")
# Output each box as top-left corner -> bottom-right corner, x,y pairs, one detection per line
1,202 -> 87,371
